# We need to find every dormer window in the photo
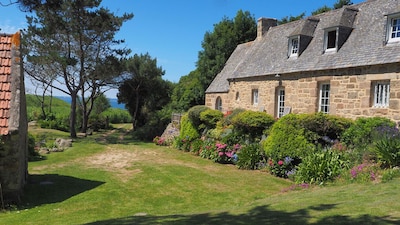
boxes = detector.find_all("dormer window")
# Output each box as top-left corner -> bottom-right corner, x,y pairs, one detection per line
324,27 -> 338,53
289,36 -> 299,57
387,13 -> 400,43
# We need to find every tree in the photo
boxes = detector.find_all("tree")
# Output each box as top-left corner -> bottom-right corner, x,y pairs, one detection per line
334,0 -> 353,9
311,5 -> 332,15
278,12 -> 305,25
169,10 -> 256,112
117,53 -> 169,130
194,10 -> 256,104
170,70 -> 204,112
23,0 -> 133,137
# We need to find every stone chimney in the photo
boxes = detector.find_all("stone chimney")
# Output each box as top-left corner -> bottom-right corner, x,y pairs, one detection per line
257,17 -> 277,40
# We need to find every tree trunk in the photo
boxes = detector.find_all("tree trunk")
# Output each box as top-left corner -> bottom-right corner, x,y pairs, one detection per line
132,87 -> 140,131
70,92 -> 78,138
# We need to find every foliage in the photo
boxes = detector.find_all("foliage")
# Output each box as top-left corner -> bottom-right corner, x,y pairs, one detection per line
295,149 -> 349,185
334,0 -> 353,9
267,156 -> 296,179
231,110 -> 275,141
199,139 -> 217,159
187,105 -> 209,131
311,0 -> 353,15
222,108 -> 245,126
278,12 -> 305,25
236,143 -> 265,170
179,114 -> 200,142
263,114 -> 315,160
189,139 -> 203,155
311,5 -> 332,15
27,133 -> 39,161
131,107 -> 172,141
197,10 -> 256,92
23,0 -> 132,137
169,71 -> 204,112
38,112 -> 69,132
346,163 -> 379,183
100,108 -> 131,124
298,112 -> 353,146
342,117 -> 395,150
117,53 -> 172,132
200,109 -> 223,130
373,125 -> 400,168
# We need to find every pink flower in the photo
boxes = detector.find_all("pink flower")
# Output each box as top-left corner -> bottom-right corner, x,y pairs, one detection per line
218,151 -> 224,156
278,160 -> 284,166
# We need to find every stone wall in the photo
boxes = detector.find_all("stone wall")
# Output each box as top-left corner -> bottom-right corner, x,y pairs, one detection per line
205,93 -> 230,113
205,63 -> 400,124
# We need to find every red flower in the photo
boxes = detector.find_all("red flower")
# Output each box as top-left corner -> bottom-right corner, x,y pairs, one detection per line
278,160 -> 284,166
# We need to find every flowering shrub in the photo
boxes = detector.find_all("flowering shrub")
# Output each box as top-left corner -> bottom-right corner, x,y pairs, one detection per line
153,136 -> 168,146
214,142 -> 239,163
173,136 -> 191,151
348,163 -> 379,183
199,140 -> 217,159
267,156 -> 296,178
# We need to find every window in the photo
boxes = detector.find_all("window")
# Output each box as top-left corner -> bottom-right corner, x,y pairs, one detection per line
215,97 -> 222,111
387,15 -> 400,43
373,81 -> 390,108
235,92 -> 240,101
252,89 -> 259,106
289,36 -> 299,57
277,88 -> 285,118
319,83 -> 330,114
324,28 -> 338,52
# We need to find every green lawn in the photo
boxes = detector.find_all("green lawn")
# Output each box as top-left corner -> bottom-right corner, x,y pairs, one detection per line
1,125 -> 399,225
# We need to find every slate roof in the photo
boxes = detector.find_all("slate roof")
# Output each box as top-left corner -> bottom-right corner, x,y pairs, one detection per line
206,0 -> 400,93
0,32 -> 19,135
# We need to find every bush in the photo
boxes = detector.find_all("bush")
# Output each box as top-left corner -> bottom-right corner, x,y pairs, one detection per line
236,143 -> 264,170
27,133 -> 39,161
373,125 -> 400,168
101,108 -> 132,124
222,108 -> 245,126
299,113 -> 353,146
179,113 -> 200,141
267,156 -> 296,179
200,109 -> 223,130
187,105 -> 209,131
231,110 -> 275,141
342,117 -> 395,149
295,149 -> 349,184
263,114 -> 315,160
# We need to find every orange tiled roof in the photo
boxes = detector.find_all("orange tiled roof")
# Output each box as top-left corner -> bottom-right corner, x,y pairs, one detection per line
0,32 -> 19,135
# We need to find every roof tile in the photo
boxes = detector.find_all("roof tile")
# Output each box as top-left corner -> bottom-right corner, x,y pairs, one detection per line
0,32 -> 20,135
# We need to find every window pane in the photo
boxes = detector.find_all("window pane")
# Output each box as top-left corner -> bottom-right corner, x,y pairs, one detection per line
327,30 -> 336,49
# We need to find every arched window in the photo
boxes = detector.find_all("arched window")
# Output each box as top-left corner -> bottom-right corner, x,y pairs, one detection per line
215,97 -> 222,111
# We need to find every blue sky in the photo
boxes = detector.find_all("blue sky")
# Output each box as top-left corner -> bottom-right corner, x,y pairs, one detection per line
0,0 -> 364,98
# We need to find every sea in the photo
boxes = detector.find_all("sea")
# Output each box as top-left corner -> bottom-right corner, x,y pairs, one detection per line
55,96 -> 126,109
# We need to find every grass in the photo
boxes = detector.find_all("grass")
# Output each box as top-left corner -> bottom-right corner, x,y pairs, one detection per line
1,125 -> 400,224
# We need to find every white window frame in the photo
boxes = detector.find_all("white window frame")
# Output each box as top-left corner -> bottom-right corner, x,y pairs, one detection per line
252,89 -> 259,106
319,83 -> 330,114
289,36 -> 299,57
387,14 -> 400,43
215,96 -> 223,111
277,88 -> 285,118
373,81 -> 390,108
324,27 -> 338,53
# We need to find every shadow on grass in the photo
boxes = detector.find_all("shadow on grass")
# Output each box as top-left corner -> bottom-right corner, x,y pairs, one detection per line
85,204 -> 399,225
20,174 -> 104,208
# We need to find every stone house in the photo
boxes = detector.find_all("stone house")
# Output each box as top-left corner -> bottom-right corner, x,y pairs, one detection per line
205,0 -> 400,125
0,32 -> 28,202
